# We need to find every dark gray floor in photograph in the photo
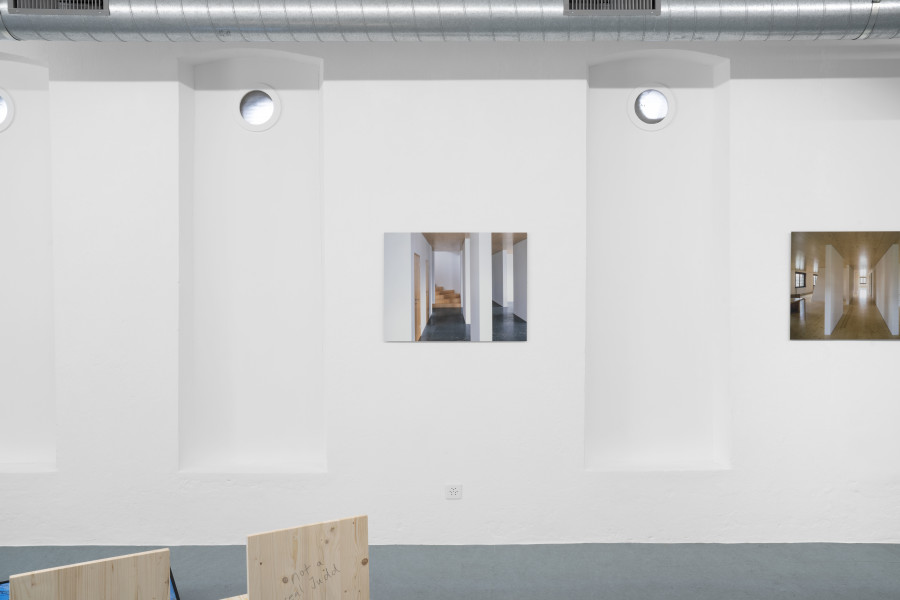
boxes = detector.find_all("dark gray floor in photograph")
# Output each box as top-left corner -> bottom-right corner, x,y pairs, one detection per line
418,305 -> 526,342
3,544 -> 900,600
419,307 -> 470,341
492,303 -> 527,341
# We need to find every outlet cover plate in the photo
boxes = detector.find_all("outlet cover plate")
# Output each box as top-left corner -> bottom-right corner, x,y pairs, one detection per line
444,484 -> 463,500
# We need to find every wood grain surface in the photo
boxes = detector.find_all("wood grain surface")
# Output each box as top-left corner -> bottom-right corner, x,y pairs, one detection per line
246,516 -> 369,600
9,549 -> 169,600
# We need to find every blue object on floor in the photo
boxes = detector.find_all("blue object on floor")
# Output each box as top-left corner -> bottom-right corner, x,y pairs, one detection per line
169,572 -> 179,600
1,581 -> 8,600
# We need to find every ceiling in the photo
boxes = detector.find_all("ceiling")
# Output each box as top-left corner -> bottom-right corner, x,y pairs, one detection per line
421,232 -> 527,254
790,232 -> 900,273
1,0 -> 898,42
422,233 -> 466,252
491,232 -> 527,255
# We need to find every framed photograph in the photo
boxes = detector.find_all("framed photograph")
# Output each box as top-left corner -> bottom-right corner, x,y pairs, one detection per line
385,232 -> 527,342
790,232 -> 900,340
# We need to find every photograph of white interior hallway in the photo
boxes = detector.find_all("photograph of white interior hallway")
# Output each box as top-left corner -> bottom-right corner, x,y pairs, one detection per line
384,233 -> 527,342
790,232 -> 900,340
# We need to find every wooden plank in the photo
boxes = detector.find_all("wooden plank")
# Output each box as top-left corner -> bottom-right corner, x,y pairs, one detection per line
246,516 -> 369,600
10,549 -> 169,600
9,568 -> 57,600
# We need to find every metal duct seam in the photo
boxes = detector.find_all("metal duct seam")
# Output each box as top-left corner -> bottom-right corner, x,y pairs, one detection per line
0,0 -> 899,40
0,0 -> 17,41
856,0 -> 880,38
855,0 -> 897,37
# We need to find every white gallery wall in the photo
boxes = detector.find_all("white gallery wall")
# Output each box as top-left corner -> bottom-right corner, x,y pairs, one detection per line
729,71 -> 900,542
0,55 -> 54,470
180,54 -> 326,473
1,43 -> 900,546
586,52 -> 730,472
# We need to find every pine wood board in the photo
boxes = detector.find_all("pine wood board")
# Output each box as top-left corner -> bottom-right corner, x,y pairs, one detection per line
9,549 -> 169,600
246,516 -> 369,600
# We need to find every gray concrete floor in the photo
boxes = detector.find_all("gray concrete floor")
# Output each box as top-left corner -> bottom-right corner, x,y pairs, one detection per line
3,544 -> 900,600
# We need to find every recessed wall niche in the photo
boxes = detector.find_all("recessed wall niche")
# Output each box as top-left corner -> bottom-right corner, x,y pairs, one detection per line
585,51 -> 731,471
0,55 -> 55,471
178,53 -> 325,472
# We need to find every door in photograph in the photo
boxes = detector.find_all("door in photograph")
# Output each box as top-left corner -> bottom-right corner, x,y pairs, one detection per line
426,259 -> 430,327
414,253 -> 421,341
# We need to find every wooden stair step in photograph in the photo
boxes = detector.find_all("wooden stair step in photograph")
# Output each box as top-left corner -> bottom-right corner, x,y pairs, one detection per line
433,286 -> 461,308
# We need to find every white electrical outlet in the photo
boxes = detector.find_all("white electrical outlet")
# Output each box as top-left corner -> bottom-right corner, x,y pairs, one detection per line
444,484 -> 463,500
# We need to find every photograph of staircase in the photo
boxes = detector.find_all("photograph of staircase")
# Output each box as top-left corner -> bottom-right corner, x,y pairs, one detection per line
433,286 -> 461,308
385,232 -> 527,342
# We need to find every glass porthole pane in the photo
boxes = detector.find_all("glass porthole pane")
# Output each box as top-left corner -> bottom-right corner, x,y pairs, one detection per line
240,90 -> 274,126
0,96 -> 8,125
635,89 -> 668,124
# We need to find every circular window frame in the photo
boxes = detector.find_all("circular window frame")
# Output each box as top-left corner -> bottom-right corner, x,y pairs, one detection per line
235,84 -> 281,132
0,88 -> 15,133
627,85 -> 676,132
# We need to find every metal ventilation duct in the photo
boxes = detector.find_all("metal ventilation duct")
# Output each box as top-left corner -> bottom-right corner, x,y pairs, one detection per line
0,0 -> 897,41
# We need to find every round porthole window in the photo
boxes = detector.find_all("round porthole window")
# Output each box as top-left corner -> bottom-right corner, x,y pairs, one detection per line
237,86 -> 280,131
0,89 -> 14,133
240,90 -> 274,125
634,89 -> 668,124
627,85 -> 676,131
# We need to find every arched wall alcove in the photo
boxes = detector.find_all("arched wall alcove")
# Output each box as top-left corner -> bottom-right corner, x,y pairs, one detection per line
0,54 -> 55,472
585,50 -> 731,471
178,51 -> 326,473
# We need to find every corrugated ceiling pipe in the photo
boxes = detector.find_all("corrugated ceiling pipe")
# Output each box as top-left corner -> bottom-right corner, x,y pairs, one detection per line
0,0 -> 897,41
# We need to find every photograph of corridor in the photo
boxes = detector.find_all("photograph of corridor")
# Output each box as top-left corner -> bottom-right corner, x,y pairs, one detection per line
384,233 -> 527,342
790,232 -> 900,340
